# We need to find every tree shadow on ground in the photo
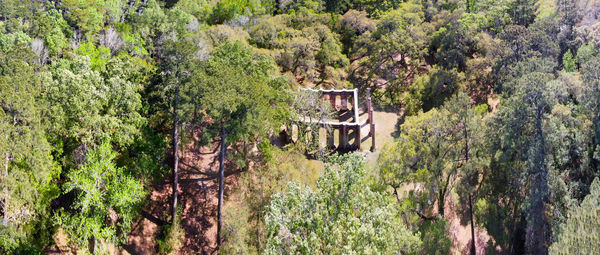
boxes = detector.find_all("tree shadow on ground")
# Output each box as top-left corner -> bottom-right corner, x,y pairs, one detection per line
126,126 -> 240,255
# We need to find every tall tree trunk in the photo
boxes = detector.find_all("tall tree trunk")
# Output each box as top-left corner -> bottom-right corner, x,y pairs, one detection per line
171,87 -> 180,224
469,193 -> 476,255
217,121 -> 226,250
439,173 -> 452,217
88,236 -> 96,255
2,152 -> 7,222
464,125 -> 476,255
3,152 -> 7,177
438,188 -> 445,217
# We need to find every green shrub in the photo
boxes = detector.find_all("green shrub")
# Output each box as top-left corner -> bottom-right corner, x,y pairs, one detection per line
157,212 -> 184,255
562,49 -> 575,72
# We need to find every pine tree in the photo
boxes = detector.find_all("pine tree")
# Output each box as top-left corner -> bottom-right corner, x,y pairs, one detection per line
197,41 -> 291,248
0,45 -> 56,251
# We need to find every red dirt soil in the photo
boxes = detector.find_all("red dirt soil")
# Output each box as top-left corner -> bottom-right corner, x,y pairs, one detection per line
125,128 -> 239,255
445,193 -> 493,255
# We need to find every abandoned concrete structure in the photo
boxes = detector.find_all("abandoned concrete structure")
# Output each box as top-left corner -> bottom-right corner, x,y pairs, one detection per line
282,88 -> 376,152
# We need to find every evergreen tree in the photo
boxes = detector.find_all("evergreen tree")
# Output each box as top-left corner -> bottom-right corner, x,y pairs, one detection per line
0,44 -> 57,252
581,56 -> 600,175
197,41 -> 291,248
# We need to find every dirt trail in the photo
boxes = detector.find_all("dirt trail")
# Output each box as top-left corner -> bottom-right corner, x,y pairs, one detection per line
125,128 -> 238,255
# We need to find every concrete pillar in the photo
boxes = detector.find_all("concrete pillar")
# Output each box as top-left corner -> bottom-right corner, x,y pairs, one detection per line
354,125 -> 361,151
330,94 -> 337,110
366,88 -> 376,152
305,126 -> 313,144
327,128 -> 335,149
371,123 -> 376,152
341,95 -> 348,110
291,124 -> 297,143
353,89 -> 359,122
340,125 -> 348,150
311,127 -> 318,148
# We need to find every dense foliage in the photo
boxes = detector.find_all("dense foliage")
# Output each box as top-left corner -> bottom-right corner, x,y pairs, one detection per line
0,0 -> 599,254
264,153 -> 421,254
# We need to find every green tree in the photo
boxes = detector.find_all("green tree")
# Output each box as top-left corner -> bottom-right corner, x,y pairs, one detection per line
556,0 -> 581,54
0,45 -> 57,252
508,0 -> 537,26
361,1 -> 432,108
220,145 -> 324,254
57,142 -> 145,254
196,41 -> 291,248
44,54 -> 144,148
264,153 -> 422,254
36,9 -> 72,57
245,13 -> 349,87
277,0 -> 324,14
367,1 -> 430,78
480,70 -> 557,253
494,24 -> 560,91
173,0 -> 213,22
542,72 -> 592,215
336,10 -> 375,57
549,178 -> 600,255
60,0 -> 107,38
379,107 -> 451,217
379,93 -> 482,218
210,0 -> 265,24
431,18 -> 476,71
406,66 -> 463,114
155,37 -> 200,224
562,49 -> 575,72
581,56 -> 600,175
575,44 -> 597,67
519,73 -> 555,255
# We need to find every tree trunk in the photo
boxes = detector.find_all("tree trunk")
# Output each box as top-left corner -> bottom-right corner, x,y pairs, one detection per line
88,236 -> 96,255
171,87 -> 180,224
438,188 -> 445,217
3,152 -> 7,177
469,193 -> 476,255
439,173 -> 452,217
464,124 -> 476,255
217,121 -> 226,250
2,152 -> 7,222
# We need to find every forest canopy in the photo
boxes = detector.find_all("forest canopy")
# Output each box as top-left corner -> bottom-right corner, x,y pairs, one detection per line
0,0 -> 599,254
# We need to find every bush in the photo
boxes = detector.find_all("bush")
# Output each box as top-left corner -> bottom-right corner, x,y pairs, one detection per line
157,214 -> 184,255
420,218 -> 452,255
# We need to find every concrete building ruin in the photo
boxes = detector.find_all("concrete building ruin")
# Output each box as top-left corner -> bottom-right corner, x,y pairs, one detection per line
282,88 -> 376,153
